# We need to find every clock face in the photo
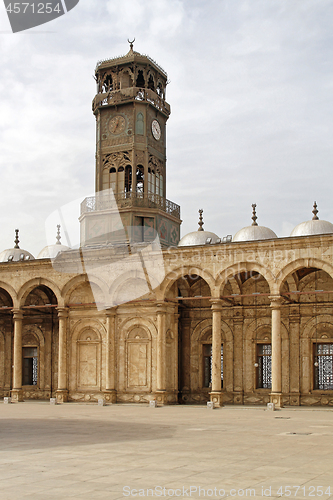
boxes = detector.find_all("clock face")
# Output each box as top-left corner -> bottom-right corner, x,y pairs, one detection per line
108,115 -> 126,135
152,119 -> 161,141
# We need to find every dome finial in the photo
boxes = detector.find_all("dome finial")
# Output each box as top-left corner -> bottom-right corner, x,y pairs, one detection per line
128,38 -> 135,52
14,229 -> 20,249
312,201 -> 319,220
56,225 -> 61,245
198,209 -> 204,231
251,204 -> 258,226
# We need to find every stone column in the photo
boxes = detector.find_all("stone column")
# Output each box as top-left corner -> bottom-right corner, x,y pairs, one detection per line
156,301 -> 167,405
209,299 -> 223,407
11,309 -> 24,402
233,307 -> 244,404
56,307 -> 69,403
104,310 -> 117,403
289,305 -> 300,405
269,296 -> 283,408
180,316 -> 191,403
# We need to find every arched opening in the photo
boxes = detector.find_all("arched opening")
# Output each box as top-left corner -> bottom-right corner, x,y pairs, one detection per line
136,70 -> 145,88
148,74 -> 155,91
102,73 -> 113,93
220,270 -> 272,405
22,285 -> 58,399
125,165 -> 132,195
0,288 -> 13,397
281,266 -> 333,404
109,167 -> 116,192
174,274 -> 213,404
136,165 -> 144,195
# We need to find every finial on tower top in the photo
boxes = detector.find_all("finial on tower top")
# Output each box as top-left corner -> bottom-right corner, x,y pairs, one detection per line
56,225 -> 61,245
14,229 -> 20,249
251,204 -> 258,226
312,201 -> 319,220
198,209 -> 204,231
128,38 -> 135,51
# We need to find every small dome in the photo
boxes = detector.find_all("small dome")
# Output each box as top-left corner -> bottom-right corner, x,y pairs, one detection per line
37,225 -> 71,259
233,225 -> 277,242
291,202 -> 333,237
178,209 -> 220,247
233,203 -> 277,242
0,230 -> 35,262
179,230 -> 220,247
37,243 -> 70,259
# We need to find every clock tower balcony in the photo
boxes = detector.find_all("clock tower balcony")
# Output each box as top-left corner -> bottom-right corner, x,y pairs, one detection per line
92,87 -> 170,116
79,191 -> 181,248
81,191 -> 180,220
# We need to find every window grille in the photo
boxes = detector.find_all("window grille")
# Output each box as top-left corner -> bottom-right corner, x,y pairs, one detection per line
257,344 -> 271,389
203,344 -> 223,388
314,343 -> 333,390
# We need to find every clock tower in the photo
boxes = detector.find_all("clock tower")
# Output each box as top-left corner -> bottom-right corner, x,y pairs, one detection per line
80,42 -> 181,248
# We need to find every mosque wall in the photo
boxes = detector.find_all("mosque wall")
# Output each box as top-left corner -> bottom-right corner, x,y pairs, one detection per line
0,233 -> 333,406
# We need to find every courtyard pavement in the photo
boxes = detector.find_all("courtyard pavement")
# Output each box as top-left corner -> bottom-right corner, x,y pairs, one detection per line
0,402 -> 332,499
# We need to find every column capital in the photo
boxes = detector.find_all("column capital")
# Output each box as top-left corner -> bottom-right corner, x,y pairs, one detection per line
156,300 -> 167,314
57,307 -> 69,318
12,309 -> 23,320
269,295 -> 283,309
105,307 -> 117,318
210,298 -> 223,310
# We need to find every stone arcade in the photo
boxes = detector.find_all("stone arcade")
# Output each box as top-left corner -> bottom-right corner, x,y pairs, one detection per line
1,44 -> 333,408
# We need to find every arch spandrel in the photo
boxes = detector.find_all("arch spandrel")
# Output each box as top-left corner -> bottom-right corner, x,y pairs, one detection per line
0,282 -> 16,307
18,278 -> 62,308
159,266 -> 215,300
216,263 -> 276,297
277,258 -> 333,295
62,274 -> 108,308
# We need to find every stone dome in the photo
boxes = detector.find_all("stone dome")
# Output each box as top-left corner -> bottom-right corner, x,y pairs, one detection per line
37,243 -> 71,259
0,230 -> 35,262
178,209 -> 220,247
179,230 -> 220,247
290,202 -> 333,237
37,225 -> 71,259
233,204 -> 277,242
233,225 -> 277,242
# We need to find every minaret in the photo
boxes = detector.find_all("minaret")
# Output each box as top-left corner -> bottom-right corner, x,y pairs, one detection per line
80,41 -> 181,248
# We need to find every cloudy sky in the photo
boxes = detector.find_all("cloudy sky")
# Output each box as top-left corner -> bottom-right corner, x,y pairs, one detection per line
0,0 -> 333,255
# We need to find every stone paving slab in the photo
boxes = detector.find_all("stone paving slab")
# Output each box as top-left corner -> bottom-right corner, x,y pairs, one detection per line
0,403 -> 333,499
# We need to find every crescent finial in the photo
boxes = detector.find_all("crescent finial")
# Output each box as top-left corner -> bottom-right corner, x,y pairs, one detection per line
128,38 -> 135,50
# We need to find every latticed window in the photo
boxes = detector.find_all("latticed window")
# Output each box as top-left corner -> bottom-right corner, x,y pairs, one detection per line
23,347 -> 38,386
203,344 -> 223,388
314,343 -> 333,390
257,344 -> 271,389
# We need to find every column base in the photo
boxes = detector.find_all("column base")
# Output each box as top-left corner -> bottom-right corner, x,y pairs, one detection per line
155,390 -> 166,406
270,392 -> 283,408
209,391 -> 223,408
103,390 -> 117,404
233,391 -> 243,405
10,389 -> 24,402
56,390 -> 69,404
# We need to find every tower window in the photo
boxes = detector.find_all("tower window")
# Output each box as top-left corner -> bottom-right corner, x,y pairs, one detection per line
125,165 -> 132,194
256,344 -> 272,389
102,74 -> 113,93
109,167 -> 116,173
148,75 -> 155,91
136,166 -> 144,195
314,343 -> 333,390
136,70 -> 145,88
